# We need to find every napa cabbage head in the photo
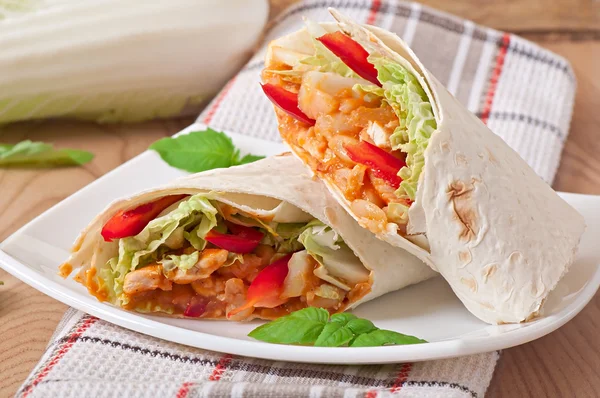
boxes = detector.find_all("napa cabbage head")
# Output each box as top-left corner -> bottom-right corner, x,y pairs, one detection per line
99,193 -> 219,304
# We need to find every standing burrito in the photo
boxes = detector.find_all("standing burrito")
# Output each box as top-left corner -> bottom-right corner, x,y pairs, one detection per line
61,154 -> 434,320
261,9 -> 585,324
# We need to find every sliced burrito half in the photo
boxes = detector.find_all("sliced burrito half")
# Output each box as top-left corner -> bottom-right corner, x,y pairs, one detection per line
61,154 -> 435,321
261,9 -> 585,324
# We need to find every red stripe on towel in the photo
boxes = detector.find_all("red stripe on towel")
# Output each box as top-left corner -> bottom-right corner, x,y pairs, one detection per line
480,33 -> 511,124
203,78 -> 237,125
366,0 -> 382,25
390,362 -> 413,393
209,354 -> 233,381
22,316 -> 97,397
176,381 -> 195,398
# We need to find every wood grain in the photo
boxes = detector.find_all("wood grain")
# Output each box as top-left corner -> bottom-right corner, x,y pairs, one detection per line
1,0 -> 599,397
0,118 -> 193,396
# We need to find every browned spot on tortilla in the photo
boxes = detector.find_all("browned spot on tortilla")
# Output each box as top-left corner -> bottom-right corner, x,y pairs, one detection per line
481,264 -> 498,283
478,301 -> 495,310
525,308 -> 542,322
461,277 -> 477,293
447,180 -> 479,242
454,153 -> 468,167
458,250 -> 472,265
276,152 -> 293,158
487,148 -> 499,165
440,141 -> 450,152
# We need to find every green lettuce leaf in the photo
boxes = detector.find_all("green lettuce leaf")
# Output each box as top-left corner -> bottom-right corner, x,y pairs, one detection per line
370,57 -> 437,204
101,194 -> 218,302
299,221 -> 369,289
264,19 -> 357,84
159,251 -> 199,272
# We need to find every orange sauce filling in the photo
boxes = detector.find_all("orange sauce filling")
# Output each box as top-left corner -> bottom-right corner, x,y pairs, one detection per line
262,70 -> 407,234
84,244 -> 367,320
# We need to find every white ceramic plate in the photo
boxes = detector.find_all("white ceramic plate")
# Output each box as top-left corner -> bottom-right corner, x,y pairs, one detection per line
1,123 -> 599,364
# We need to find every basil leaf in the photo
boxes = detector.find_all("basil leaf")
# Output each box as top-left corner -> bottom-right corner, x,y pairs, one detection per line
248,307 -> 329,345
330,313 -> 357,325
288,307 -> 330,323
314,322 -> 354,347
150,129 -> 264,173
0,140 -> 93,168
346,318 -> 377,335
239,154 -> 265,164
350,329 -> 427,347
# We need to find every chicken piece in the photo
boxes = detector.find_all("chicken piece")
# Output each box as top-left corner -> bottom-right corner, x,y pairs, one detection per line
224,278 -> 253,321
123,264 -> 172,295
168,249 -> 229,284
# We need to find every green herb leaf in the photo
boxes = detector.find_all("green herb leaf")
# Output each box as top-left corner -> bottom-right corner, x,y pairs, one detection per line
0,140 -> 94,168
149,128 -> 265,173
248,307 -> 328,345
350,329 -> 427,347
239,154 -> 265,165
330,313 -> 357,325
248,308 -> 427,348
346,318 -> 377,335
314,322 -> 354,347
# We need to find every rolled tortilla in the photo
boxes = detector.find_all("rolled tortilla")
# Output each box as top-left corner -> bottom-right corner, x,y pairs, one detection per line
262,9 -> 585,324
61,153 -> 435,320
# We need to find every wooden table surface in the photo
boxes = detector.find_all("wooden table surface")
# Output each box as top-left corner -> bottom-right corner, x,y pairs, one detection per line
1,1 -> 599,396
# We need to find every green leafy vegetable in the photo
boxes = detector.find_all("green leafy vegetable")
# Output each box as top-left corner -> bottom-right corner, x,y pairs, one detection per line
248,307 -> 427,347
314,322 -> 354,347
248,307 -> 329,345
350,329 -> 427,347
149,128 -> 264,173
0,140 -> 93,168
370,57 -> 437,204
99,193 -> 219,303
299,221 -> 370,290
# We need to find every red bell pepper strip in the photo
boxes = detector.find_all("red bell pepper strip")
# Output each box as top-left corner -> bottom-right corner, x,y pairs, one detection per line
228,253 -> 292,317
205,229 -> 262,254
101,194 -> 188,242
345,141 -> 405,189
261,83 -> 316,126
184,296 -> 208,317
225,221 -> 265,243
317,31 -> 381,87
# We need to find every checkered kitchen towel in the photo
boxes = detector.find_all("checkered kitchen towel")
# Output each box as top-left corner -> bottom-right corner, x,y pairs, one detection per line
18,1 -> 575,397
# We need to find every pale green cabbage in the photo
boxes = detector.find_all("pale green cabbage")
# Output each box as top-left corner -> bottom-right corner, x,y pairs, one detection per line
370,57 -> 436,203
100,194 -> 218,303
298,221 -> 369,288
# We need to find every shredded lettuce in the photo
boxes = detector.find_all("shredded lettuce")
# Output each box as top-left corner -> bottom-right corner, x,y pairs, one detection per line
159,251 -> 200,272
280,23 -> 436,219
265,19 -> 357,84
369,57 -> 436,203
101,194 -> 219,302
299,221 -> 369,290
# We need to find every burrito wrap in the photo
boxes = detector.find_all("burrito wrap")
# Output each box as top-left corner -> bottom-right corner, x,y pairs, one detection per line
263,10 -> 585,324
66,153 -> 435,319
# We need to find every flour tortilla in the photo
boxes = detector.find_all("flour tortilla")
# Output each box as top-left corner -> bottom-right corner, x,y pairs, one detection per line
265,9 -> 585,324
66,153 -> 435,316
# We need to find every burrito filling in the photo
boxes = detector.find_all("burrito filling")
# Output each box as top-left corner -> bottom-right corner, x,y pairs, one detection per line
262,21 -> 436,233
72,193 -> 371,320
